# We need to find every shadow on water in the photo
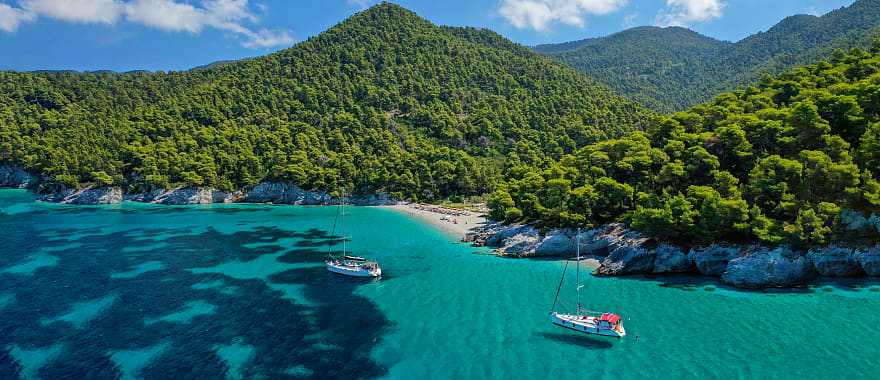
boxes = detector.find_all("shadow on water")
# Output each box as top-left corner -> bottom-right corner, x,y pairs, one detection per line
537,332 -> 614,350
0,205 -> 391,379
612,274 -> 819,295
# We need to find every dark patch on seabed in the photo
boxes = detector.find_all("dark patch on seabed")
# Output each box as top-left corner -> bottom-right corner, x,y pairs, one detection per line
0,206 -> 392,379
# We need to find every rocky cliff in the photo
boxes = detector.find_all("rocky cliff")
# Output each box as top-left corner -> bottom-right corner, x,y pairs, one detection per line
472,221 -> 880,289
125,188 -> 238,205
39,186 -> 124,204
0,166 -> 33,188
240,183 -> 331,205
0,173 -> 398,207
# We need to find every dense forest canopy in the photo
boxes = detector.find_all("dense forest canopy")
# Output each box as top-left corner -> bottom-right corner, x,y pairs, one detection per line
489,45 -> 880,248
537,0 -> 880,112
0,3 -> 651,200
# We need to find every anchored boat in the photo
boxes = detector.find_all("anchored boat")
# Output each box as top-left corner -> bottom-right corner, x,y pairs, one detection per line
326,255 -> 382,277
549,228 -> 626,338
324,192 -> 382,278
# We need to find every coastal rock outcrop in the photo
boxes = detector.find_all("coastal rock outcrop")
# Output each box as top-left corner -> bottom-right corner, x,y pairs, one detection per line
721,247 -> 817,288
871,214 -> 880,234
842,209 -> 872,231
593,226 -> 654,275
534,230 -> 575,256
0,166 -> 33,188
482,224 -> 535,247
807,246 -> 863,277
40,186 -> 124,204
594,241 -> 655,276
581,224 -> 633,256
473,225 -> 583,257
350,192 -> 397,206
124,189 -> 164,203
856,248 -> 880,276
841,210 -> 880,235
242,182 -> 331,205
485,224 -> 655,260
473,221 -> 880,288
495,226 -> 541,257
652,244 -> 693,273
128,188 -> 234,204
689,245 -> 742,276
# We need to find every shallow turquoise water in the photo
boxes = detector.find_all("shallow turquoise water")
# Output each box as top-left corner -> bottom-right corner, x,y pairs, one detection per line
1,188 -> 880,379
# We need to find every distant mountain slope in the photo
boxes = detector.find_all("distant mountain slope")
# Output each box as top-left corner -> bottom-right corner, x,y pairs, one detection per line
0,3 -> 652,200
534,25 -> 726,55
539,0 -> 880,112
537,26 -> 731,111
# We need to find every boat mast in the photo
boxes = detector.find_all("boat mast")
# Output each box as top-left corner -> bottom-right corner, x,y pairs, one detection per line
576,228 -> 581,313
340,188 -> 346,256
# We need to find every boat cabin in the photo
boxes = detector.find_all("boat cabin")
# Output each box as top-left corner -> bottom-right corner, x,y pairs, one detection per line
598,313 -> 621,330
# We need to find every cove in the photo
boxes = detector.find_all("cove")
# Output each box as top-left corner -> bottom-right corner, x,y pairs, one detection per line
1,189 -> 879,379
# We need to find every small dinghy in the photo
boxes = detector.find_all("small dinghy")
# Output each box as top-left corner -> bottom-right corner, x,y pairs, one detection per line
324,191 -> 382,278
548,228 -> 626,338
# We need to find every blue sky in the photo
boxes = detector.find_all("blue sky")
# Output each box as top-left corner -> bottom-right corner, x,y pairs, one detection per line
0,0 -> 857,71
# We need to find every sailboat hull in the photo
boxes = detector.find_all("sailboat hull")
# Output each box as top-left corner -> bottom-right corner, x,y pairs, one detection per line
550,312 -> 626,338
326,261 -> 382,277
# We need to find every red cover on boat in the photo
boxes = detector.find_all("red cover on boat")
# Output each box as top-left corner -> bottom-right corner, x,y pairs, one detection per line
600,313 -> 621,323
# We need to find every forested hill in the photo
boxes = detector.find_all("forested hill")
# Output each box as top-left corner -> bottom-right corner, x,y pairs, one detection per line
535,26 -> 730,111
537,0 -> 880,112
489,44 -> 880,248
0,3 -> 652,201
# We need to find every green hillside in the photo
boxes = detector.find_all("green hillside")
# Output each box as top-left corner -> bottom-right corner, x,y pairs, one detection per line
536,26 -> 729,111
0,3 -> 651,200
538,0 -> 880,112
489,44 -> 880,247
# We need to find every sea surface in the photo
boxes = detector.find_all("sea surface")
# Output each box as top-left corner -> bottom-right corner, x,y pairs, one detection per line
1,188 -> 879,379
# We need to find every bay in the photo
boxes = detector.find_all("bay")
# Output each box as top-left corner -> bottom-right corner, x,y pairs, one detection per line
1,189 -> 878,379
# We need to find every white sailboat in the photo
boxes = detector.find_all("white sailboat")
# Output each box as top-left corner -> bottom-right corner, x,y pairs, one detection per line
325,255 -> 382,277
549,228 -> 626,338
325,191 -> 382,278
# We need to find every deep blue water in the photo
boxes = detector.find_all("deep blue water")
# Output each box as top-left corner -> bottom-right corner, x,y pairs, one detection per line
2,189 -> 880,379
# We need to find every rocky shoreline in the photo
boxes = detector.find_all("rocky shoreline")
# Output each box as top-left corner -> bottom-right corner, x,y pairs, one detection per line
0,165 -> 34,189
0,165 -> 397,206
465,221 -> 880,289
8,165 -> 880,289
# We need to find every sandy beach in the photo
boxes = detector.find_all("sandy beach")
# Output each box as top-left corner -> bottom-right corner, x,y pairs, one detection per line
384,204 -> 600,267
382,203 -> 488,239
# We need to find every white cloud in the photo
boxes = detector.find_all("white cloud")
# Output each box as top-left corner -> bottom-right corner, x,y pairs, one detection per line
0,0 -> 294,48
124,0 -> 261,35
656,0 -> 725,27
124,0 -> 209,33
240,28 -> 294,48
21,0 -> 124,24
499,0 -> 628,31
347,0 -> 377,9
621,12 -> 637,27
0,3 -> 35,32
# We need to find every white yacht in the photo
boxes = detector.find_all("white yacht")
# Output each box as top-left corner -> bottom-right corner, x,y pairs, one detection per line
324,191 -> 382,278
326,255 -> 382,277
550,311 -> 626,338
548,228 -> 626,338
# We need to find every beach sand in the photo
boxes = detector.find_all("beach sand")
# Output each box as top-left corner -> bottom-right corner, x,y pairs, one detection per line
384,204 -> 599,268
382,203 -> 488,240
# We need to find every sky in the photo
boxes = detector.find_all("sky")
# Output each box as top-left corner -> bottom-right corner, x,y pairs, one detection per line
0,0 -> 858,72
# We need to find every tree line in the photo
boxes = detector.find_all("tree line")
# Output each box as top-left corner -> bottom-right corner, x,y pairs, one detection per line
490,45 -> 880,248
0,3 -> 650,200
